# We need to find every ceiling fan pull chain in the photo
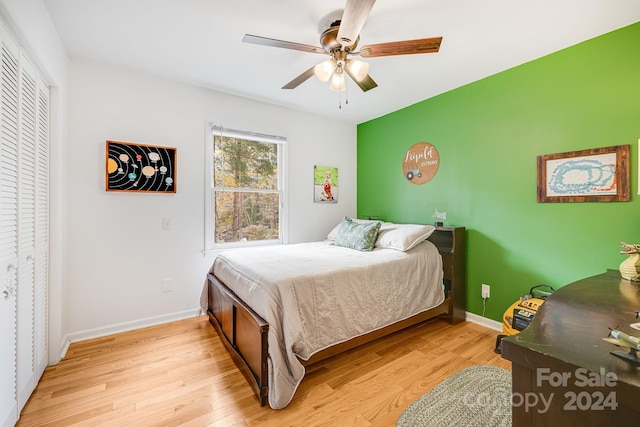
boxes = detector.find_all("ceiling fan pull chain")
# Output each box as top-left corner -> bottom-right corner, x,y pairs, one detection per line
338,69 -> 349,109
345,77 -> 349,105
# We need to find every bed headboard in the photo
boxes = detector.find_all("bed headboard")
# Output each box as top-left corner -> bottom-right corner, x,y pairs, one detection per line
427,226 -> 466,323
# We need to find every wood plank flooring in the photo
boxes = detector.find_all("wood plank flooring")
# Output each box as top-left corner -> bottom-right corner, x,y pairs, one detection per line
17,316 -> 510,426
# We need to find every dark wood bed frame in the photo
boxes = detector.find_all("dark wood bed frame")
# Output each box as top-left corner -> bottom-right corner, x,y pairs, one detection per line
207,226 -> 466,406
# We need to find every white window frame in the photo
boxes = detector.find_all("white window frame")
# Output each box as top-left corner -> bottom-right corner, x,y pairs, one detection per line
204,123 -> 288,251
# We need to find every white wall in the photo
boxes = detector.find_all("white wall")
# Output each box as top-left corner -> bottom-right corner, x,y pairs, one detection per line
64,58 -> 356,342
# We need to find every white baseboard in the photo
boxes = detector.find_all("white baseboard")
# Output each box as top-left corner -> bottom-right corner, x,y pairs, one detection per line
60,308 -> 204,358
465,311 -> 503,332
58,338 -> 71,362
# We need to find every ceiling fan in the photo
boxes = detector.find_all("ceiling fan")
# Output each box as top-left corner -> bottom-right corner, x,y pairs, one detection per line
242,0 -> 442,93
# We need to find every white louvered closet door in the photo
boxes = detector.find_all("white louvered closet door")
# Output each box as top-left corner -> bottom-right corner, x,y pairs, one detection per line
0,20 -> 49,427
34,77 -> 49,383
0,24 -> 20,427
17,53 -> 38,410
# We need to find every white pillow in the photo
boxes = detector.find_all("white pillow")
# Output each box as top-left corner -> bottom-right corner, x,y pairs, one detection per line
375,222 -> 436,251
327,217 -> 380,240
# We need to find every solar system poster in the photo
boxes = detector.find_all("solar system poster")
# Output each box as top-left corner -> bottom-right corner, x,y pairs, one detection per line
106,140 -> 176,193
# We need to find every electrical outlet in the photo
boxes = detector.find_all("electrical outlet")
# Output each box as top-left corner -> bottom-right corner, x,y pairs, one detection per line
162,279 -> 172,292
481,284 -> 490,299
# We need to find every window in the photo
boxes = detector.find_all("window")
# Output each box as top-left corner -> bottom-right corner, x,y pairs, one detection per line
205,125 -> 287,249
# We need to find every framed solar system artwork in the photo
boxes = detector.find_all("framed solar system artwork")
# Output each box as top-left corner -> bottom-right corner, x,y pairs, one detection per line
106,140 -> 177,193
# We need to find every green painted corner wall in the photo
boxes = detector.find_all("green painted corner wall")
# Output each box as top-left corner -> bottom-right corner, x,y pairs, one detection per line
356,22 -> 640,322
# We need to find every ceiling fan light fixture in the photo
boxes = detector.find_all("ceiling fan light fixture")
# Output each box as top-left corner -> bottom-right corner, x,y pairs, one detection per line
329,66 -> 346,92
314,59 -> 335,82
346,59 -> 369,82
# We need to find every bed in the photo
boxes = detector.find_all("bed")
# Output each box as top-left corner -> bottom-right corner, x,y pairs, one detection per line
206,221 -> 465,409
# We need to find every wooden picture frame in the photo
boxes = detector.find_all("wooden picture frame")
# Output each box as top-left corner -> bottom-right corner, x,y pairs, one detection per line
106,140 -> 177,193
537,145 -> 629,203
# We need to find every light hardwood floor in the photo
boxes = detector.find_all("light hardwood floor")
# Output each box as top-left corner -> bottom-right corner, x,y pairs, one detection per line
17,315 -> 510,426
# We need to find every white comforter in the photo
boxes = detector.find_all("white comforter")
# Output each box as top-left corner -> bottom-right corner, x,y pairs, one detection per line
210,240 -> 444,409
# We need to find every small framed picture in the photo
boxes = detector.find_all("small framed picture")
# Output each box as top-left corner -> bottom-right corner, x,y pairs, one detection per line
314,165 -> 338,203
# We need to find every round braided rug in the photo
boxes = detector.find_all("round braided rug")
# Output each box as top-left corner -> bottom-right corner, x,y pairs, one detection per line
397,365 -> 512,427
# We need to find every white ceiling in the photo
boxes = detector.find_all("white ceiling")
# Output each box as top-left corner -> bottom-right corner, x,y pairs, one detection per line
43,0 -> 640,125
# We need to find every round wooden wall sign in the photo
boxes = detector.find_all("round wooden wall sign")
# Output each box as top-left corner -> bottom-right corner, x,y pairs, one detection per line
402,142 -> 440,185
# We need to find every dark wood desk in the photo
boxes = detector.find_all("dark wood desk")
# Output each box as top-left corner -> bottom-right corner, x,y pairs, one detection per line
502,270 -> 640,426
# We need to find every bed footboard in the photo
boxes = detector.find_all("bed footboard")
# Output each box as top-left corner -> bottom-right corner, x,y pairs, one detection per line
207,273 -> 269,406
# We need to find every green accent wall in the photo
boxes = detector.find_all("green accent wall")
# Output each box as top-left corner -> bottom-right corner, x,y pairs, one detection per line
357,22 -> 640,322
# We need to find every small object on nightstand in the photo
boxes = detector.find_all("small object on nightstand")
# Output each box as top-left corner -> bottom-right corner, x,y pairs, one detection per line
432,208 -> 446,227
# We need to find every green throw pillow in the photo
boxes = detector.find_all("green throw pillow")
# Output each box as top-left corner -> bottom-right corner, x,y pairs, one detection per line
333,217 -> 381,251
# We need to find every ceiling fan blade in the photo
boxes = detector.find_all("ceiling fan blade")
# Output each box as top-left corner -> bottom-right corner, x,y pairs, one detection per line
344,67 -> 378,92
359,37 -> 442,58
282,65 -> 317,89
243,34 -> 325,54
337,0 -> 376,48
